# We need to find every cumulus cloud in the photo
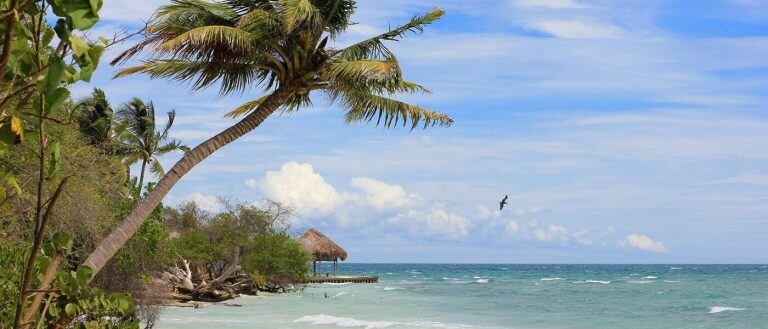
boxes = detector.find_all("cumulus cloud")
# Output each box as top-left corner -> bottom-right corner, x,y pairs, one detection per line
622,234 -> 667,253
248,162 -> 468,239
388,208 -> 472,240
506,220 -> 519,232
167,192 -> 222,212
255,162 -> 345,216
349,177 -> 419,211
532,224 -> 569,242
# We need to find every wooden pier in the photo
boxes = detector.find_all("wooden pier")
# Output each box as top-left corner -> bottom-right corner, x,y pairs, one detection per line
306,275 -> 379,283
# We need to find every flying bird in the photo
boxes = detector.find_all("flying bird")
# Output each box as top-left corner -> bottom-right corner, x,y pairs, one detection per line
499,195 -> 508,211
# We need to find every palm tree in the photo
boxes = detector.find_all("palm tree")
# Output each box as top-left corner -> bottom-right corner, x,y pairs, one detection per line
84,0 -> 450,274
75,88 -> 115,149
115,98 -> 188,194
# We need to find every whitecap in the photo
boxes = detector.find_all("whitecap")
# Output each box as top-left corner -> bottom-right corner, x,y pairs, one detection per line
540,277 -> 564,281
669,267 -> 682,270
383,287 -> 403,291
475,278 -> 489,283
294,315 -> 474,329
321,282 -> 351,286
295,315 -> 396,328
663,280 -> 680,283
581,280 -> 611,284
628,280 -> 654,284
332,292 -> 347,298
642,276 -> 657,280
708,306 -> 744,314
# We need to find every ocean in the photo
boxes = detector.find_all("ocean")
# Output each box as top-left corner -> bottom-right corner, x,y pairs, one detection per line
155,264 -> 768,329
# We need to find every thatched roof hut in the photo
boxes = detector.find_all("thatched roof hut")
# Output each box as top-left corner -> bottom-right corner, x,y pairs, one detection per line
298,228 -> 348,261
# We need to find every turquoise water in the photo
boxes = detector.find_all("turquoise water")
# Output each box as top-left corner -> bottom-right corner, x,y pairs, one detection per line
156,264 -> 768,329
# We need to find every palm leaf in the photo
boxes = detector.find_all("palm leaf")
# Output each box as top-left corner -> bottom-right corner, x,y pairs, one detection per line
225,95 -> 269,118
341,91 -> 452,129
334,7 -> 444,61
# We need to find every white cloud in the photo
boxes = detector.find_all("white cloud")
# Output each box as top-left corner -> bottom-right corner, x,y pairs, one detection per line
526,20 -> 624,39
389,208 -> 472,240
506,220 -> 519,232
622,234 -> 667,253
167,192 -> 222,212
717,172 -> 768,186
255,162 -> 345,216
532,224 -> 569,242
350,177 -> 419,211
572,229 -> 592,245
513,0 -> 586,9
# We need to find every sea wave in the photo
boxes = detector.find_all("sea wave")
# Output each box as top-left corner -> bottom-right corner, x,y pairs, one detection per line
669,267 -> 682,270
628,280 -> 654,284
475,278 -> 490,283
708,306 -> 744,314
383,287 -> 404,291
294,315 -> 474,328
663,280 -> 680,283
540,277 -> 564,281
321,282 -> 352,286
573,280 -> 611,284
641,276 -> 657,279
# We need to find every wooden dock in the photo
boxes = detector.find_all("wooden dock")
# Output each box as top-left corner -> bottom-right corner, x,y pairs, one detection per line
306,275 -> 378,283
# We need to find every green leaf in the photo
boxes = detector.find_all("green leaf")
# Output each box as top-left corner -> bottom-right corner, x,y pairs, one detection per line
69,34 -> 89,56
51,231 -> 72,251
76,266 -> 93,287
44,87 -> 70,113
43,56 -> 66,91
47,141 -> 62,177
65,302 -> 78,317
7,177 -> 21,195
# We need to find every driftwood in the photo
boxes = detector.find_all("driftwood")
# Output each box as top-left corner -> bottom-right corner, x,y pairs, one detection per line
160,255 -> 243,302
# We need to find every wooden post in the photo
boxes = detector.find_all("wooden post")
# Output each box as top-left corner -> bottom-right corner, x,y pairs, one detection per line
313,261 -> 316,276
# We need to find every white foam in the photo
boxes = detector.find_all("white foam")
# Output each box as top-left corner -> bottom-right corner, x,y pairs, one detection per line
295,315 -> 396,328
628,280 -> 654,284
574,280 -> 611,284
475,278 -> 489,283
294,315 -> 474,328
321,282 -> 352,286
383,287 -> 403,291
332,292 -> 347,298
663,280 -> 680,283
540,277 -> 564,281
669,267 -> 682,270
708,306 -> 744,314
641,276 -> 657,279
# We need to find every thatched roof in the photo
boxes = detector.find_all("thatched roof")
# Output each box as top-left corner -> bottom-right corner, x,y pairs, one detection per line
298,229 -> 348,261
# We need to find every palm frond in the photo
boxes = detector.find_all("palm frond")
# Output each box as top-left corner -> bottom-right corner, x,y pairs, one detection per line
225,95 -> 269,118
115,59 -> 276,94
329,59 -> 401,83
334,7 -> 444,61
275,0 -> 322,33
149,158 -> 166,177
340,91 -> 452,129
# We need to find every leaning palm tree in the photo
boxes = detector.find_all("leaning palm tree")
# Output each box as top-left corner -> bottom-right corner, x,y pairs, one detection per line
84,0 -> 450,274
116,98 -> 188,193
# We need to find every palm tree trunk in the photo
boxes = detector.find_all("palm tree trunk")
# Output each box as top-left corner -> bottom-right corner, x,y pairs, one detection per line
83,86 -> 295,275
137,158 -> 147,194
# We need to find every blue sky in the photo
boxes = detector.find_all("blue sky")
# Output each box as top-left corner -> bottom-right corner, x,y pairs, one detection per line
76,0 -> 768,263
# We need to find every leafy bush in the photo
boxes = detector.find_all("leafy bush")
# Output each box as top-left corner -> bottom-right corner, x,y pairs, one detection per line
243,232 -> 312,285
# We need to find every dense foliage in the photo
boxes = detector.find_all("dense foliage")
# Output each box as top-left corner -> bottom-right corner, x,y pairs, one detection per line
166,199 -> 311,286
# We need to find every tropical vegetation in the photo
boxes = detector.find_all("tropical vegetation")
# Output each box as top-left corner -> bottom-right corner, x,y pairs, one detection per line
0,0 -> 447,328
